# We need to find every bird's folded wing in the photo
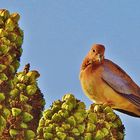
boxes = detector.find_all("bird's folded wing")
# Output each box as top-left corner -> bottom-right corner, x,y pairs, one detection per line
102,59 -> 140,108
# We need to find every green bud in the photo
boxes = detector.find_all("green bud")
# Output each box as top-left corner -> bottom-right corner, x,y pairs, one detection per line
62,94 -> 75,101
43,109 -> 53,119
0,64 -> 6,72
74,112 -> 85,124
17,73 -> 28,82
3,108 -> 11,118
20,122 -> 28,129
26,71 -> 40,83
0,17 -> 4,25
109,122 -> 118,128
101,128 -> 109,136
20,94 -> 28,102
10,88 -> 19,98
77,124 -> 85,133
12,60 -> 20,70
16,35 -> 23,46
61,102 -> 74,111
26,84 -> 37,95
67,116 -> 76,126
57,132 -> 67,140
77,102 -> 86,110
61,123 -> 71,130
39,118 -> 45,127
19,28 -> 24,37
52,113 -> 62,122
93,105 -> 103,112
88,112 -> 97,123
43,132 -> 53,139
106,112 -> 116,121
5,18 -> 15,31
43,126 -> 52,133
1,37 -> 10,45
0,9 -> 10,20
56,127 -> 64,132
10,13 -> 20,22
0,116 -> 6,133
9,129 -> 18,137
114,118 -> 123,127
23,112 -> 33,122
0,73 -> 8,82
12,108 -> 22,116
6,55 -> 13,65
86,123 -> 96,132
94,130 -> 105,140
9,65 -> 16,74
52,105 -> 61,112
0,29 -> 8,37
105,121 -> 111,130
84,133 -> 93,140
58,110 -> 69,118
0,44 -> 9,55
24,104 -> 33,112
104,106 -> 113,113
17,83 -> 26,90
71,128 -> 80,136
0,93 -> 5,101
25,130 -> 35,140
7,32 -> 17,42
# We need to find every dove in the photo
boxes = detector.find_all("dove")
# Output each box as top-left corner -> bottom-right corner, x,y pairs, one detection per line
80,44 -> 140,117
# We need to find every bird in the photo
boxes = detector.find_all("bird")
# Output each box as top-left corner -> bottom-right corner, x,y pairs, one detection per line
80,44 -> 140,117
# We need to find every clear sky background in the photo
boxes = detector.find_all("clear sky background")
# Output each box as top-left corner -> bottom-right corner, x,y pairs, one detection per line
1,1 -> 140,139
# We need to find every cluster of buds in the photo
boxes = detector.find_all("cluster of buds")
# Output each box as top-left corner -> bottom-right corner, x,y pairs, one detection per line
1,64 -> 45,139
0,9 -> 23,87
37,94 -> 125,140
0,9 -> 24,137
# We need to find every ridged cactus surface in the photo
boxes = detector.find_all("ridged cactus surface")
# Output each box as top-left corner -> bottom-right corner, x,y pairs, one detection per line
37,94 -> 125,140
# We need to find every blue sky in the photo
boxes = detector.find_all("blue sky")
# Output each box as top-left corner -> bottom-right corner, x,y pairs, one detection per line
1,1 -> 140,139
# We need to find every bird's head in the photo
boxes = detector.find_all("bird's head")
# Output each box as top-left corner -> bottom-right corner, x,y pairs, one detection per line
81,44 -> 105,70
87,44 -> 105,64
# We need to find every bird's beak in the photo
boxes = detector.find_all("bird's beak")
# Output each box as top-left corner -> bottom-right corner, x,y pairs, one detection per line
98,54 -> 103,62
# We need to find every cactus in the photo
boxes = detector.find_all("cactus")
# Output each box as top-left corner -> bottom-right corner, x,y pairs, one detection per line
0,9 -> 125,140
1,64 -> 45,139
0,9 -> 23,136
37,94 -> 125,140
0,9 -> 45,140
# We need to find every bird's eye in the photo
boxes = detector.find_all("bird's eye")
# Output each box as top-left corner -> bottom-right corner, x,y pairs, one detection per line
93,49 -> 95,52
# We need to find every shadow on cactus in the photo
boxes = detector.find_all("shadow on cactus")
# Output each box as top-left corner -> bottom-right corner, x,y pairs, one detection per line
0,9 -> 125,140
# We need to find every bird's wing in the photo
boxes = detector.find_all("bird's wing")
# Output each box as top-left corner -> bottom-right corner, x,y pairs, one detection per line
102,59 -> 140,107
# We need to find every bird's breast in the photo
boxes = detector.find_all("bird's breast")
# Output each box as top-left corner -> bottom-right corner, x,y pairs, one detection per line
80,64 -> 105,103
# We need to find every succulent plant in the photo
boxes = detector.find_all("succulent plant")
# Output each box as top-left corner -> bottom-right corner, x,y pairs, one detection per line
0,9 -> 23,87
1,64 -> 45,140
0,9 -> 23,137
37,94 -> 125,140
